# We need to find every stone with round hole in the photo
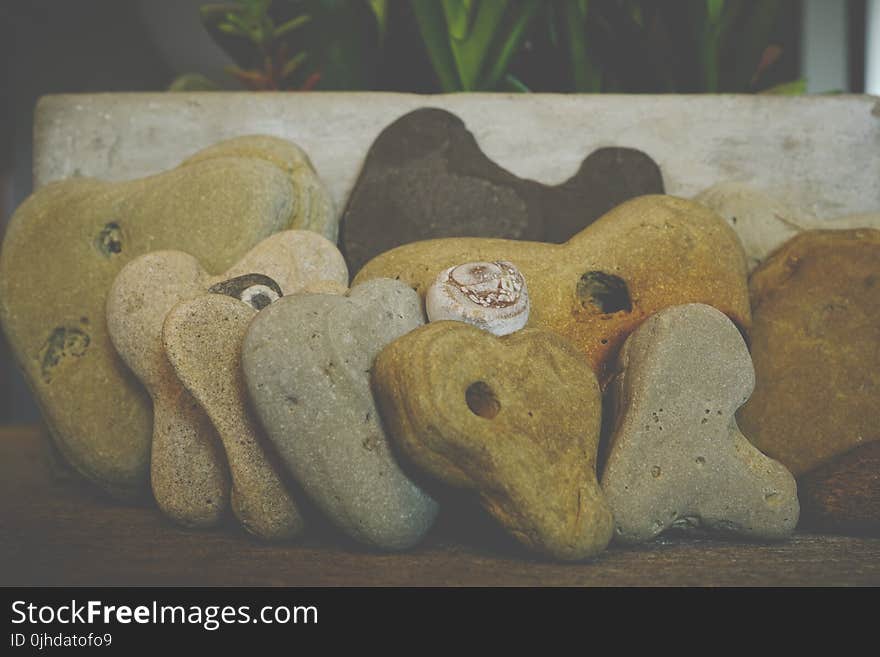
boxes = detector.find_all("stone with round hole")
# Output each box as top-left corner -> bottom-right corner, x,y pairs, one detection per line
354,195 -> 750,387
371,320 -> 613,561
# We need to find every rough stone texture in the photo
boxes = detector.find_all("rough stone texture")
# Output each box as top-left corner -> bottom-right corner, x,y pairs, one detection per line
355,195 -> 750,386
425,261 -> 529,336
34,94 -> 880,224
737,229 -> 880,531
106,230 -> 347,525
340,107 -> 663,272
164,294 -> 307,540
372,322 -> 613,561
601,304 -> 799,544
695,182 -> 880,270
0,137 -> 335,499
242,279 -> 439,550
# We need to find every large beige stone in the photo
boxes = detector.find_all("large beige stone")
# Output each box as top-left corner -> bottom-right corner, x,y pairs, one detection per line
0,138 -> 334,499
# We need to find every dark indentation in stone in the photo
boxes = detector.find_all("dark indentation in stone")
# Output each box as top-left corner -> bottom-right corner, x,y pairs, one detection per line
249,293 -> 271,310
465,381 -> 500,419
577,271 -> 632,314
362,435 -> 380,452
208,273 -> 283,310
38,327 -> 90,383
340,108 -> 664,273
96,221 -> 123,257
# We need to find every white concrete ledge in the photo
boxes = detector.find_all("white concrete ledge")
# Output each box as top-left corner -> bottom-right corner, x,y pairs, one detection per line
34,92 -> 880,220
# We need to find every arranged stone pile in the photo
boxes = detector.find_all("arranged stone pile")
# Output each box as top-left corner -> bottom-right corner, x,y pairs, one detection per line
1,109 -> 877,561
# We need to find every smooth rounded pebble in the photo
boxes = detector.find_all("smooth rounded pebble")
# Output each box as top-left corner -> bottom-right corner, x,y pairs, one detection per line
601,303 -> 799,544
242,279 -> 439,551
372,321 -> 614,561
426,261 -> 529,335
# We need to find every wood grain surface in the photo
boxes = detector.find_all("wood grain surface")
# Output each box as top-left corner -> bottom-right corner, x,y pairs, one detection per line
1,426 -> 878,587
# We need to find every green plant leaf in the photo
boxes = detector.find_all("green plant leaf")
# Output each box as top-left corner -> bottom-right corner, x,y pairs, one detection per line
274,14 -> 311,39
411,0 -> 463,91
501,73 -> 531,92
442,0 -> 476,40
168,73 -> 222,92
281,51 -> 309,79
758,78 -> 806,95
479,0 -> 541,90
368,0 -> 389,41
559,0 -> 601,92
447,0 -> 510,90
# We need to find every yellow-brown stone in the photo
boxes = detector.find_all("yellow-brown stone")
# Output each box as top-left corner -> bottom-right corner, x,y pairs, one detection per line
372,322 -> 613,561
355,195 -> 750,385
738,229 -> 880,486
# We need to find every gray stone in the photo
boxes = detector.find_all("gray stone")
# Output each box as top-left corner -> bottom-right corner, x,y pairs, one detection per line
242,279 -> 439,550
601,303 -> 799,544
339,107 -> 663,273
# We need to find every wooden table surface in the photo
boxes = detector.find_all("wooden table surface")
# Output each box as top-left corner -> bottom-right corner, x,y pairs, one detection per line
1,425 -> 878,587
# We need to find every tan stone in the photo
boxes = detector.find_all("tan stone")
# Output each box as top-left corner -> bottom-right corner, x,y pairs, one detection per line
106,230 -> 346,525
0,137 -> 336,499
164,294 -> 307,540
738,230 -> 880,481
356,195 -> 750,386
372,322 -> 613,561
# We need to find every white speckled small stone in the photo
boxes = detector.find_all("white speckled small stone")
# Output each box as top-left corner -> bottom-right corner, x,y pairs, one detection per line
425,261 -> 529,335
242,279 -> 439,550
601,303 -> 799,544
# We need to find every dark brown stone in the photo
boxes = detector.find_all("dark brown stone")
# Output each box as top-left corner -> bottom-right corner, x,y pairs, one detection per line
340,108 -> 664,274
799,442 -> 880,535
